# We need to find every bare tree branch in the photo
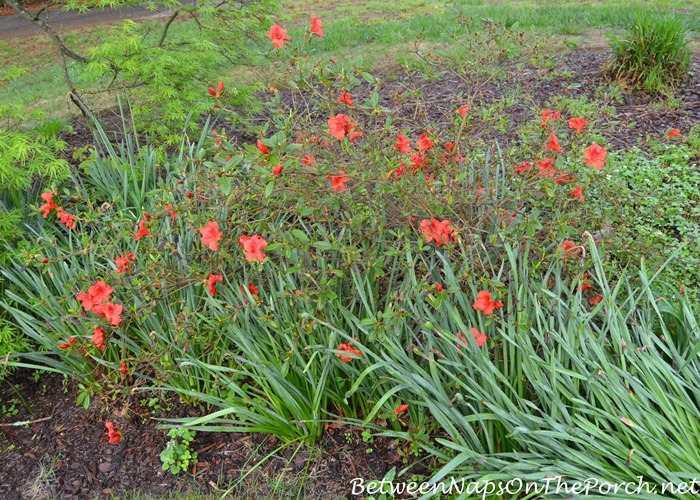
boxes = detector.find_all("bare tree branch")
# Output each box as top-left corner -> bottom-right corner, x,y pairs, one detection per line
3,0 -> 88,64
157,9 -> 179,48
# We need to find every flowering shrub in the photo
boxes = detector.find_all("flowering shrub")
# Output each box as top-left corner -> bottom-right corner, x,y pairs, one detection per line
2,13 -> 700,489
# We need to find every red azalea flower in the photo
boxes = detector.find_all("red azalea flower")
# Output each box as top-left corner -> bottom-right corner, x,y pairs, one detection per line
394,403 -> 409,416
570,185 -> 584,202
239,281 -> 259,296
327,113 -> 352,140
327,114 -> 349,140
76,293 -> 95,312
472,291 -> 503,316
545,132 -> 562,153
456,328 -> 488,349
328,170 -> 350,192
165,204 -> 177,224
554,172 -> 576,185
206,274 -> 223,296
56,208 -> 75,229
395,134 -> 412,154
115,253 -> 136,274
93,302 -> 123,327
105,422 -> 121,444
310,15 -> 324,37
256,139 -> 270,154
537,157 -> 556,178
409,153 -> 426,174
81,281 -> 113,310
583,143 -> 607,170
91,327 -> 107,350
568,117 -> 589,133
200,221 -> 223,251
39,191 -> 57,218
349,129 -> 363,142
302,155 -> 317,167
59,336 -> 76,349
590,295 -> 603,305
456,105 -> 469,118
514,161 -> 531,174
416,134 -> 434,152
272,164 -> 284,176
562,239 -> 579,257
338,92 -> 353,106
579,272 -> 593,292
239,281 -> 259,303
239,234 -> 268,263
336,343 -> 362,363
119,362 -> 128,374
391,162 -> 407,179
420,219 -> 456,247
208,81 -> 224,98
539,109 -> 561,128
134,220 -> 151,241
666,128 -> 680,138
268,24 -> 291,48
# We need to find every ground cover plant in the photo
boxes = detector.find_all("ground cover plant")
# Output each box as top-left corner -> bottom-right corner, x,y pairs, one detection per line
1,1 -> 700,498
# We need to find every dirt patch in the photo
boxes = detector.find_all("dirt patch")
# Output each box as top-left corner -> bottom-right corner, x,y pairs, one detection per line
0,370 -> 428,499
265,46 -> 699,155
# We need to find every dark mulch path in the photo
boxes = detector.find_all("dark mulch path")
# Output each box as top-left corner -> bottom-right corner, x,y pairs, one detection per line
57,46 -> 700,165
0,371 -> 428,499
371,47 -> 699,153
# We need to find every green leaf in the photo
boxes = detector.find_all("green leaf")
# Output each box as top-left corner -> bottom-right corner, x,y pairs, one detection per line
313,241 -> 333,251
219,176 -> 232,195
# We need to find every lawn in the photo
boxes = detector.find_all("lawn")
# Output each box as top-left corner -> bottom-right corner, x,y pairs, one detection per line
1,0 -> 700,498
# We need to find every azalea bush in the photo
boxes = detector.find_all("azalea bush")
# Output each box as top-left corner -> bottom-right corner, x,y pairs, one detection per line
2,11 -> 699,488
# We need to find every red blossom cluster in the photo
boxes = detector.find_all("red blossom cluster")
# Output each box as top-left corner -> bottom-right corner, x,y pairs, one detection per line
105,422 -> 121,444
77,280 -> 123,327
420,219 -> 456,247
336,343 -> 362,363
115,252 -> 136,274
456,328 -> 488,349
208,81 -> 224,98
472,291 -> 503,316
328,170 -> 350,192
327,113 -> 362,141
38,191 -> 75,230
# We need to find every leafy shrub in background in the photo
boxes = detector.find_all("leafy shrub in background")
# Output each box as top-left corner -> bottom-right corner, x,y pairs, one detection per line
0,121 -> 73,355
607,15 -> 691,93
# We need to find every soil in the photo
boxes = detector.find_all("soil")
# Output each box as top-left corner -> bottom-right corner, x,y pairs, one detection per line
0,370 -> 429,499
341,48 -> 700,154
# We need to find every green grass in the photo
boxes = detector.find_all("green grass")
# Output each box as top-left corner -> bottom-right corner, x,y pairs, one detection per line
2,0 -> 699,123
447,0 -> 700,35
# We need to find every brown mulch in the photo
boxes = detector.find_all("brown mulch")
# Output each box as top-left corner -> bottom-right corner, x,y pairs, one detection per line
55,46 -> 700,165
256,45 -> 699,156
0,371 -> 429,499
